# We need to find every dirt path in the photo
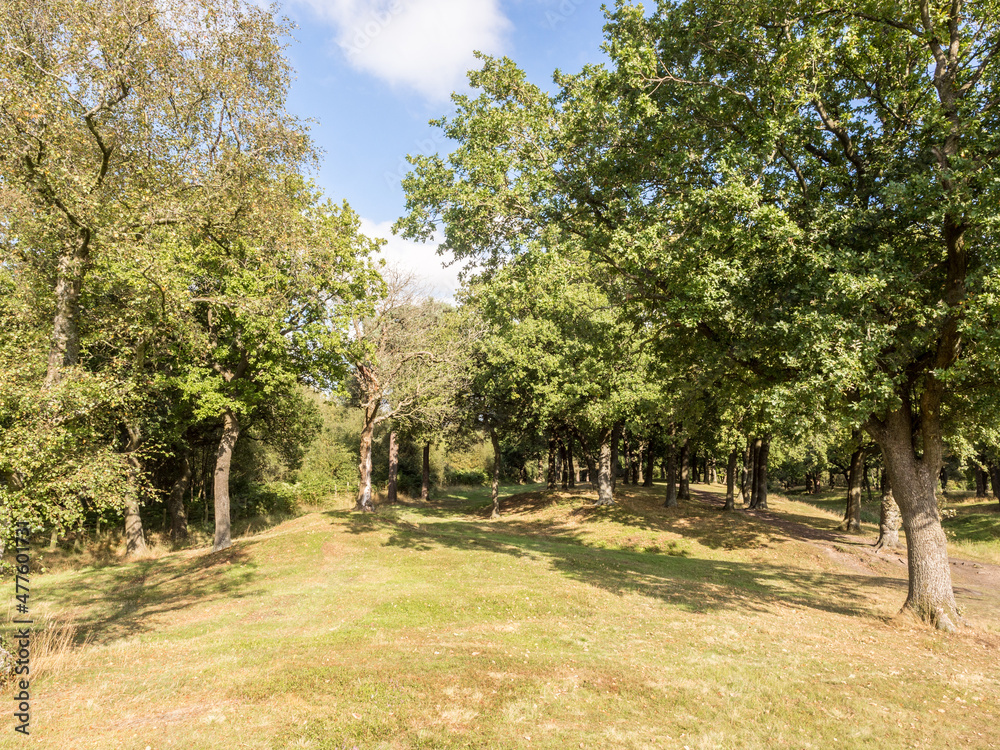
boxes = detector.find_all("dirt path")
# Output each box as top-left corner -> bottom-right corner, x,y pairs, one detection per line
690,486 -> 1000,627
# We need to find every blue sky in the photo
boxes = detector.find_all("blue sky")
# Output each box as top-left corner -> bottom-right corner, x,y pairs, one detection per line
278,0 -> 610,297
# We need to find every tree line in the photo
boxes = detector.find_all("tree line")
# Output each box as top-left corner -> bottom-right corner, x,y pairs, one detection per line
396,0 -> 1000,632
3,0 -> 1000,636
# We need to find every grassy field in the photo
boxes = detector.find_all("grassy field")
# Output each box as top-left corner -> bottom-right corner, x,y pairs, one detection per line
7,482 -> 1000,749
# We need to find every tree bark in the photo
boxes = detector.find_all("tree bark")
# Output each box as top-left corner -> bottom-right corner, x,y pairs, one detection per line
866,409 -> 960,631
974,467 -> 987,498
355,416 -> 376,512
664,443 -> 678,508
751,436 -> 770,510
620,430 -> 630,486
567,434 -> 575,488
643,444 -> 654,487
748,437 -> 762,508
596,426 -> 614,506
421,442 -> 431,500
547,434 -> 557,490
839,446 -> 865,532
738,439 -> 751,504
989,463 -> 1000,504
490,428 -> 502,519
213,409 -> 240,551
678,440 -> 690,500
387,430 -> 399,503
559,436 -> 568,490
875,468 -> 902,551
168,452 -> 191,542
582,447 -> 598,491
122,421 -> 148,557
724,448 -> 739,511
611,421 -> 623,490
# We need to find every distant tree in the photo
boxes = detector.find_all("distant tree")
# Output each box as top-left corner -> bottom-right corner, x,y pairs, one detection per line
344,268 -> 461,512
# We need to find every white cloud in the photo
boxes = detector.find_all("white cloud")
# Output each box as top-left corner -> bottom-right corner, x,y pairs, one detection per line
294,0 -> 511,100
361,217 -> 462,300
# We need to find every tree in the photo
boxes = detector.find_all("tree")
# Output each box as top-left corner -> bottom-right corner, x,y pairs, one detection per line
598,0 -> 1000,630
344,268 -> 460,512
401,1 -> 1000,629
0,0 -> 347,555
174,189 -> 379,549
0,0 -> 313,384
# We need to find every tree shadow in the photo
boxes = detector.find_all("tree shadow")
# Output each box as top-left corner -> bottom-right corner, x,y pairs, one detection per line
39,543 -> 264,645
326,490 -> 902,622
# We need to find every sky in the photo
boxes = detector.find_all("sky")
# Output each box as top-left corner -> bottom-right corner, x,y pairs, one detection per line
278,0 -> 611,298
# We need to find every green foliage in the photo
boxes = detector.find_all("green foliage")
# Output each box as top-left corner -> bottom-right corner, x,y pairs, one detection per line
0,349 -> 139,546
295,397 -> 364,502
444,468 -> 489,487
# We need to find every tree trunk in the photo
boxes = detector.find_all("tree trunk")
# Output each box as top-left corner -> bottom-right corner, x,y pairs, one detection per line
355,413 -> 376,512
805,473 -> 813,494
620,430 -> 632,485
387,430 -> 399,503
598,422 -> 625,492
748,438 -> 762,508
45,235 -> 90,385
168,452 -> 191,542
559,436 -> 568,490
584,450 -> 598,491
875,468 -> 902,551
751,436 -> 770,510
596,426 -> 614,506
547,434 -> 557,490
724,448 -> 738,511
567,434 -> 575,488
678,440 -> 690,500
974,467 -> 987,497
690,448 -> 699,483
122,421 -> 148,557
664,444 -> 678,508
738,439 -> 751,504
490,429 -> 502,519
421,442 -> 430,500
839,446 -> 865,532
989,463 -> 1000,504
867,409 -> 960,631
643,444 -> 654,487
213,409 -> 240,551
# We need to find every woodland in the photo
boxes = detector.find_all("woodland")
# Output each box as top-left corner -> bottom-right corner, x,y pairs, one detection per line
2,0 -> 1000,714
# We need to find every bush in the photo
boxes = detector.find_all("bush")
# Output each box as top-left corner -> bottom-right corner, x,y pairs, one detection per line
234,482 -> 297,519
445,468 -> 488,486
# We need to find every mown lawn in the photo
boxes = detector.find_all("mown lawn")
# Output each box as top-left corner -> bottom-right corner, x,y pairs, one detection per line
12,483 -> 1000,749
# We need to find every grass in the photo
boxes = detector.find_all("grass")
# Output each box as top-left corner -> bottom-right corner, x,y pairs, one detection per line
785,486 -> 1000,565
783,487 -> 882,528
7,482 -> 1000,749
941,499 -> 1000,565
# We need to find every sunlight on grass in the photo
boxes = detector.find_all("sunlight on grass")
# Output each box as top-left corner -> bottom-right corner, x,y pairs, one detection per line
20,483 -> 1000,749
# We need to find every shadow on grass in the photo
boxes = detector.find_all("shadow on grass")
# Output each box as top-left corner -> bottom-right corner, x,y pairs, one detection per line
327,485 -> 902,622
784,489 -> 881,527
943,506 -> 1000,543
40,543 -> 264,646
